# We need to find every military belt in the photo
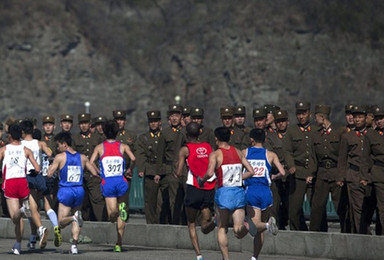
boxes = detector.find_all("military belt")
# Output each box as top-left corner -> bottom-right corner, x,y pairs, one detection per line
373,160 -> 384,167
319,160 -> 337,169
294,160 -> 309,169
145,175 -> 165,180
349,164 -> 360,172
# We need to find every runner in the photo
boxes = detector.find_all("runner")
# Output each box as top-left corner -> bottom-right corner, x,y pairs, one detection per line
243,128 -> 285,260
47,132 -> 99,254
90,120 -> 136,252
0,124 -> 41,255
175,122 -> 216,260
198,127 -> 254,260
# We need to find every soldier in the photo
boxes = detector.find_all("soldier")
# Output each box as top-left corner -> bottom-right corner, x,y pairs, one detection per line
220,106 -> 234,129
264,104 -> 281,133
267,110 -> 290,229
242,107 -> 267,149
344,104 -> 356,132
93,116 -> 107,139
41,116 -> 63,246
337,105 -> 372,234
232,105 -> 251,150
72,113 -> 106,221
365,106 -> 384,235
190,107 -> 216,149
59,114 -> 73,133
309,105 -> 348,232
156,104 -> 185,224
136,110 -> 163,224
182,106 -> 192,127
283,101 -> 317,231
366,105 -> 379,129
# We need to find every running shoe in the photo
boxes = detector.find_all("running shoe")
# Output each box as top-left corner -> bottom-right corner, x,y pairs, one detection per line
73,210 -> 84,227
113,244 -> 121,252
20,200 -> 32,218
54,226 -> 62,247
244,214 -> 257,237
119,202 -> 127,222
12,243 -> 21,255
38,226 -> 49,249
71,244 -> 78,254
267,216 -> 278,235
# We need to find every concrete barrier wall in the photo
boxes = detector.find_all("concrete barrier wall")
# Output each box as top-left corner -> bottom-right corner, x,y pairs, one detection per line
0,218 -> 383,259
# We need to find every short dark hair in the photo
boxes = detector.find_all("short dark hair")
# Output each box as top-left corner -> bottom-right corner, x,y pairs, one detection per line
249,128 -> 265,143
186,122 -> 200,139
32,129 -> 42,141
214,127 -> 231,142
103,120 -> 119,139
20,120 -> 34,135
9,124 -> 22,140
54,132 -> 72,146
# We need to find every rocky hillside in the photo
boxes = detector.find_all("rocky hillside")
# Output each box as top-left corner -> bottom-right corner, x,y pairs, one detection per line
1,0 -> 384,131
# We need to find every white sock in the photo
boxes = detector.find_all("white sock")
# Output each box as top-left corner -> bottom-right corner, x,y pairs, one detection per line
251,257 -> 258,260
47,209 -> 59,227
265,223 -> 270,231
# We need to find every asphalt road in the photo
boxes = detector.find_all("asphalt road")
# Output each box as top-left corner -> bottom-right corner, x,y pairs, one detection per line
0,238 -> 335,260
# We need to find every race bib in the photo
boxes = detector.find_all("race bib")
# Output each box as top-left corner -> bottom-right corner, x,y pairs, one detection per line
41,153 -> 50,176
67,166 -> 81,182
102,156 -> 124,177
222,163 -> 242,187
249,159 -> 267,177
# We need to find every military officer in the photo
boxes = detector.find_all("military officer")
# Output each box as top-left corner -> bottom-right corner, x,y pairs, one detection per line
344,104 -> 356,132
232,105 -> 251,150
264,104 -> 281,133
220,106 -> 234,129
267,110 -> 290,229
309,105 -> 348,232
93,116 -> 107,139
242,107 -> 267,149
283,101 -> 318,231
365,106 -> 384,235
42,116 -> 56,152
156,104 -> 185,224
59,114 -> 73,133
136,110 -> 163,224
190,107 -> 216,149
337,105 -> 372,234
72,113 -> 106,221
182,106 -> 192,127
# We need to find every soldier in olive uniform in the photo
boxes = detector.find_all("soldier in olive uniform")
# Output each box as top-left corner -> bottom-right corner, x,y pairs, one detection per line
93,116 -> 107,139
72,113 -> 106,221
242,107 -> 267,149
366,105 -> 379,129
232,106 -> 251,150
136,111 -> 164,224
220,106 -> 234,129
337,105 -> 372,234
190,107 -> 216,149
365,106 -> 384,235
156,105 -> 185,224
267,110 -> 290,229
59,114 -> 73,133
182,106 -> 192,127
283,101 -> 318,231
310,105 -> 349,232
345,104 -> 356,133
264,104 -> 281,133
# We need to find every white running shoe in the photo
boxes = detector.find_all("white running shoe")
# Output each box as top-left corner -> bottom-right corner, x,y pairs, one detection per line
20,200 -> 32,218
12,243 -> 21,255
71,244 -> 78,254
73,210 -> 83,227
38,226 -> 49,249
267,216 -> 278,235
